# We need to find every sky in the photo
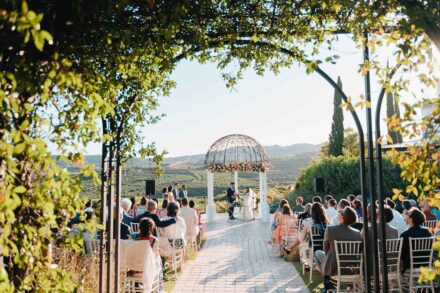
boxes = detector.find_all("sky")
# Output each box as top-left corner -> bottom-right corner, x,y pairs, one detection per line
85,36 -> 439,157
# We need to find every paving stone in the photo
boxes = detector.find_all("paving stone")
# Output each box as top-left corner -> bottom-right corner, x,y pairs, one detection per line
171,214 -> 307,293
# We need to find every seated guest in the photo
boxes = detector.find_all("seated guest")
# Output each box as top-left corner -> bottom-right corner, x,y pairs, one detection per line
290,203 -> 328,268
136,197 -> 148,215
159,202 -> 187,249
121,198 -> 135,226
293,197 -> 305,213
353,199 -> 363,218
325,199 -> 337,220
128,197 -> 137,217
272,200 -> 289,230
386,198 -> 408,235
189,200 -> 202,226
361,205 -> 398,247
400,207 -> 432,274
272,205 -> 296,244
119,208 -> 132,240
401,199 -> 414,218
135,201 -> 176,228
347,194 -> 356,203
298,203 -> 312,221
419,198 -> 437,221
136,217 -> 159,256
158,199 -> 168,218
324,195 -> 333,206
180,198 -> 200,238
330,199 -> 351,225
312,196 -> 322,204
314,207 -> 361,291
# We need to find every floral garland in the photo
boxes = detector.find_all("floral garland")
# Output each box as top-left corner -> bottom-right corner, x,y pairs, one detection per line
207,162 -> 269,173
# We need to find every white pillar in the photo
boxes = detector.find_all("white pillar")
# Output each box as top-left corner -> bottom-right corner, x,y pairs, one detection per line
206,170 -> 216,222
260,171 -> 270,222
234,171 -> 238,192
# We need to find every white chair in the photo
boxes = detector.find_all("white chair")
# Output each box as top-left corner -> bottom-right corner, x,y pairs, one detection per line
378,238 -> 403,293
130,222 -> 140,234
282,215 -> 298,250
334,240 -> 364,293
86,239 -> 100,256
422,220 -> 438,233
185,230 -> 199,251
168,239 -> 185,280
403,237 -> 435,293
120,240 -> 160,293
302,226 -> 325,283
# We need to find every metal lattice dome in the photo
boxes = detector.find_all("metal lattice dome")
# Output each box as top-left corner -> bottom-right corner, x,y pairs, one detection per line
204,134 -> 269,173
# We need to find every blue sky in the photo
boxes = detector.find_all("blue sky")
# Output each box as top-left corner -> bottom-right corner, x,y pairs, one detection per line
85,36 -> 439,157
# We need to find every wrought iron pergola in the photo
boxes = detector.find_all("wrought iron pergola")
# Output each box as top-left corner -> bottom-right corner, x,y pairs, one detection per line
204,134 -> 270,222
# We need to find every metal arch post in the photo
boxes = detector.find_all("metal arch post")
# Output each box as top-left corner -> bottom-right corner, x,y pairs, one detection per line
99,118 -> 108,293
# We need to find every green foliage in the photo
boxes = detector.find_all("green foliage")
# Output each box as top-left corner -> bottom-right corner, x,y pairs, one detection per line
386,93 -> 403,144
320,128 -> 361,159
328,76 -> 344,157
291,155 -> 405,202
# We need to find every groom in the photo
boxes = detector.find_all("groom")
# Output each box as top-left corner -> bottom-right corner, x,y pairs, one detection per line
226,182 -> 237,220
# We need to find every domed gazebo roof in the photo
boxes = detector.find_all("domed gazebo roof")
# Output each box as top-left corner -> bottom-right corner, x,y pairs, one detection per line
204,134 -> 269,173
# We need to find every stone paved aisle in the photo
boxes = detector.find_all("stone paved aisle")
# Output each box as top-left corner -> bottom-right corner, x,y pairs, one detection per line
171,214 -> 308,293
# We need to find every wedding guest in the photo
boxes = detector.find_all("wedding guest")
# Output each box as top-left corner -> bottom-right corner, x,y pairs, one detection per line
324,195 -> 333,206
298,203 -> 312,221
136,217 -> 159,254
273,199 -> 289,230
137,197 -> 148,215
167,186 -> 175,202
160,202 -> 187,249
158,200 -> 168,218
180,198 -> 199,239
347,194 -> 356,203
162,187 -> 168,200
312,196 -> 322,204
400,207 -> 432,273
386,198 -> 408,235
121,198 -> 135,225
119,207 -> 132,240
189,200 -> 202,226
402,199 -> 413,218
314,207 -> 361,291
226,182 -> 237,220
330,199 -> 350,225
135,201 -> 176,228
293,197 -> 304,213
325,199 -> 338,220
353,199 -> 363,218
272,205 -> 295,244
172,182 -> 180,199
361,205 -> 398,248
128,197 -> 137,217
181,185 -> 188,198
419,198 -> 437,221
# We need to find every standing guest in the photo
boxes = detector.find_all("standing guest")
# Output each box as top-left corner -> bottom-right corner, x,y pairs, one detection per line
325,199 -> 338,220
180,198 -> 200,242
293,197 -> 305,213
189,200 -> 202,226
419,198 -> 437,221
226,182 -> 237,220
330,199 -> 351,225
158,200 -> 168,218
137,197 -> 148,215
181,185 -> 188,199
313,196 -> 322,204
347,194 -> 356,203
162,187 -> 169,200
353,199 -> 363,218
314,207 -> 362,291
324,195 -> 333,206
167,186 -> 175,203
128,197 -> 137,217
386,198 -> 408,235
172,182 -> 180,199
160,202 -> 187,249
135,201 -> 176,229
121,198 -> 135,226
400,207 -> 432,273
298,203 -> 312,221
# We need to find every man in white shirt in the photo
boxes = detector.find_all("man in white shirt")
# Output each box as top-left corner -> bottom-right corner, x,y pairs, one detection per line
385,198 -> 408,235
326,198 -> 338,220
330,199 -> 351,225
180,198 -> 200,240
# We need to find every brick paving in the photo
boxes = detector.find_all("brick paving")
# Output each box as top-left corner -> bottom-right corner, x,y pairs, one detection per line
171,213 -> 308,293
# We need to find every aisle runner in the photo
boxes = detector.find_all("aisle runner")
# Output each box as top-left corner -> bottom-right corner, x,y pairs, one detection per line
171,213 -> 307,293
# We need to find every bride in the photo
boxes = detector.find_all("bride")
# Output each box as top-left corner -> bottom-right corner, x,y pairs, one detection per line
242,188 -> 256,221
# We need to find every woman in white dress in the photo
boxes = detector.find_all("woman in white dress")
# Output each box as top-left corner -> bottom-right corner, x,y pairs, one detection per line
242,188 -> 255,221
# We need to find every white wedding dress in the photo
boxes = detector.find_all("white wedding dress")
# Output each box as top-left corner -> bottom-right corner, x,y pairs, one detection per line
242,189 -> 255,221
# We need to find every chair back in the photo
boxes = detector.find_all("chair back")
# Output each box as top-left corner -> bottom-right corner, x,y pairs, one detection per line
335,241 -> 363,277
284,215 -> 298,236
378,238 -> 402,274
310,225 -> 325,252
409,237 -> 434,270
130,222 -> 140,233
422,220 -> 438,233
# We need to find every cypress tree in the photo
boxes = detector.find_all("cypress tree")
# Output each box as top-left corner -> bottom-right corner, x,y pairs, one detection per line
394,98 -> 403,143
386,92 -> 398,143
328,76 -> 344,156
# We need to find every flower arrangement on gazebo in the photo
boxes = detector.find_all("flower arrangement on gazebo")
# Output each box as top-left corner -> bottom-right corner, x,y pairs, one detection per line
204,134 -> 270,223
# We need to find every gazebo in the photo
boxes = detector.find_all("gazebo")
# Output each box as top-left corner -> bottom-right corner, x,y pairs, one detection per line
204,134 -> 270,223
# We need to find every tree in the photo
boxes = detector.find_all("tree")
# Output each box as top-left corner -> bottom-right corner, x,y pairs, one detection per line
387,92 -> 399,143
394,99 -> 403,143
328,76 -> 344,156
321,128 -> 360,159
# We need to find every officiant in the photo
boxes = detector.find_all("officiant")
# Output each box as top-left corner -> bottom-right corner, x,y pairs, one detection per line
226,182 -> 237,220
242,188 -> 256,221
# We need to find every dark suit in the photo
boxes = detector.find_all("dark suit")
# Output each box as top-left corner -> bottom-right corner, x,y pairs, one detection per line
321,224 -> 362,276
120,222 -> 131,239
135,211 -> 176,228
226,187 -> 235,219
400,225 -> 432,273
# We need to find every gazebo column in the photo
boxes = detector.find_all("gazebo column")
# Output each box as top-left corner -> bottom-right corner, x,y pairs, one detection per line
206,170 -> 216,222
259,171 -> 270,222
234,171 -> 238,192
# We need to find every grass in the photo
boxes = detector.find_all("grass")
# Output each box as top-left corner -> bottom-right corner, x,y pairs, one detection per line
291,261 -> 324,293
